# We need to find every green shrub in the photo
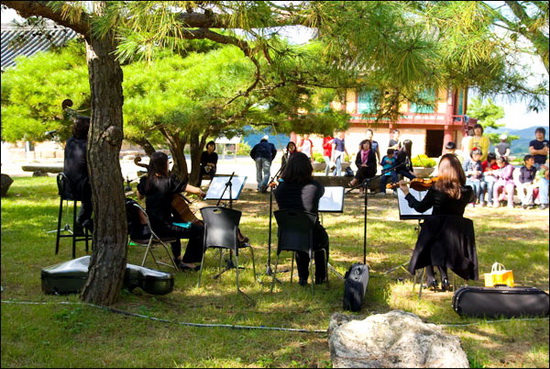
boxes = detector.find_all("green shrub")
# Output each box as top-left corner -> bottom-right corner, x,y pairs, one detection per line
312,152 -> 325,163
237,142 -> 251,156
411,154 -> 436,168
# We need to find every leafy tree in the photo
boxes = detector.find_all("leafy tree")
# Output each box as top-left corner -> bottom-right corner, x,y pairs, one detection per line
3,1 -> 546,305
467,97 -> 519,144
2,40 -> 89,144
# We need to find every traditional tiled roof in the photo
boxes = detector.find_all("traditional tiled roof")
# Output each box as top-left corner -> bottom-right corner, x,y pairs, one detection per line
1,24 -> 78,70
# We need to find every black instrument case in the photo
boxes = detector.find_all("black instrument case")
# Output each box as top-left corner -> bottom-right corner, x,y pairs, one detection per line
343,263 -> 370,312
41,256 -> 174,296
453,286 -> 549,318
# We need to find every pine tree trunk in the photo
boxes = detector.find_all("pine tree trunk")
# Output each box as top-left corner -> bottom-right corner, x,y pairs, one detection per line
80,24 -> 127,306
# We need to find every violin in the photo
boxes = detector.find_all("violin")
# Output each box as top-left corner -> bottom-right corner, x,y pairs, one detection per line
387,177 -> 440,192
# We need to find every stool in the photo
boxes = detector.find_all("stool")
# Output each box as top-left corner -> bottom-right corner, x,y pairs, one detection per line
55,173 -> 92,258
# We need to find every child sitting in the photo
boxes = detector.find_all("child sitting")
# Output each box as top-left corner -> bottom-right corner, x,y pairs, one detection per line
379,149 -> 398,194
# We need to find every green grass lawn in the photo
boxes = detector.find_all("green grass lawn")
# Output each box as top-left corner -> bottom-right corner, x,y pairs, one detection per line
1,176 -> 548,368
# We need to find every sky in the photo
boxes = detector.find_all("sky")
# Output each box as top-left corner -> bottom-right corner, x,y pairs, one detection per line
2,7 -> 548,130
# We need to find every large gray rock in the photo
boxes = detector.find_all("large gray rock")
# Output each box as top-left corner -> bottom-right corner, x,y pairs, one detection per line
329,311 -> 469,368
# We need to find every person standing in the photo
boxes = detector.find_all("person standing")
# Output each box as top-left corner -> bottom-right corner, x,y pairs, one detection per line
64,116 -> 93,234
468,124 -> 490,162
331,131 -> 349,176
529,127 -> 549,170
196,141 -> 218,187
388,129 -> 401,151
281,141 -> 297,169
274,152 -> 329,286
137,151 -> 206,271
321,135 -> 334,176
250,135 -> 277,193
495,134 -> 510,159
297,134 -> 313,160
365,129 -> 381,164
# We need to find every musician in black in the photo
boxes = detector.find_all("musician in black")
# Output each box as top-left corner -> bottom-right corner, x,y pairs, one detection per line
394,139 -> 416,180
274,152 -> 329,285
137,152 -> 205,271
196,141 -> 218,187
64,116 -> 93,234
398,154 -> 477,291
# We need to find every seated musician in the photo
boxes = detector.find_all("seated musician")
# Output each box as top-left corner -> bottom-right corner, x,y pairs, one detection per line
137,151 -> 205,271
398,154 -> 477,291
274,152 -> 329,286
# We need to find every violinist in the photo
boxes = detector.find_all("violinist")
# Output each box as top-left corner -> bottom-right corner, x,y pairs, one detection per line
137,151 -> 206,271
398,154 -> 476,291
274,152 -> 329,286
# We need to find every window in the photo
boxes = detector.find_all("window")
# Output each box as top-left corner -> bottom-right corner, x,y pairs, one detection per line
357,90 -> 376,114
410,88 -> 436,113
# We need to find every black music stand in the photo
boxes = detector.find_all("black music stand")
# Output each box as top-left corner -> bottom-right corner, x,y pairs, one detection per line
261,164 -> 288,285
384,187 -> 432,275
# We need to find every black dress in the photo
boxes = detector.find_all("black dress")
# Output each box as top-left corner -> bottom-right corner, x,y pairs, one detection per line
137,175 -> 204,263
405,186 -> 478,280
274,180 -> 329,283
64,136 -> 92,229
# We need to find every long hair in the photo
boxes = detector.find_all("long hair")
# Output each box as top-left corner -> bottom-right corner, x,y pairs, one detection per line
359,139 -> 372,151
146,151 -> 169,192
401,139 -> 412,157
281,152 -> 313,185
434,154 -> 466,199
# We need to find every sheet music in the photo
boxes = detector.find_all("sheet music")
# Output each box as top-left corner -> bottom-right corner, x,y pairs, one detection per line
204,176 -> 247,200
397,188 -> 433,219
319,186 -> 345,213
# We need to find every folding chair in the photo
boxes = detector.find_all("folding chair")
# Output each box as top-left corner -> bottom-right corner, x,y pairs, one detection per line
125,199 -> 178,271
54,172 -> 92,258
197,206 -> 256,299
271,209 -> 328,294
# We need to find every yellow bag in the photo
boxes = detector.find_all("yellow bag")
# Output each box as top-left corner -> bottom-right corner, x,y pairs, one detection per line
484,262 -> 514,287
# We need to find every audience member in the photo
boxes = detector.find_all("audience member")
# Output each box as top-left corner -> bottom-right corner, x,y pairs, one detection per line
196,140 -> 218,187
297,134 -> 313,160
468,124 -> 490,162
281,141 -> 297,168
322,135 -> 334,176
534,163 -> 549,210
365,129 -> 381,163
388,129 -> 401,150
529,127 -> 549,170
462,148 -> 486,206
495,134 -> 510,159
516,154 -> 537,209
394,139 -> 416,180
331,131 -> 349,176
481,152 -> 499,206
492,156 -> 515,209
432,141 -> 461,177
460,128 -> 474,161
379,149 -> 398,194
348,139 -> 377,193
250,135 -> 277,193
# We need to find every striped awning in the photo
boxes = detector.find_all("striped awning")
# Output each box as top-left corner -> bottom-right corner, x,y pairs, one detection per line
1,24 -> 78,70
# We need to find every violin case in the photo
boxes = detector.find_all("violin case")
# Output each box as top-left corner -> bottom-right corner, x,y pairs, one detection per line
452,285 -> 549,318
41,256 -> 174,296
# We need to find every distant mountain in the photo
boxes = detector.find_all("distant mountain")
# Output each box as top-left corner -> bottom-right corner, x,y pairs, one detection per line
487,125 -> 548,157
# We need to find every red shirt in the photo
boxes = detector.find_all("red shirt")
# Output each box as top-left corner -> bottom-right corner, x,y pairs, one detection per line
322,137 -> 333,157
482,160 -> 498,172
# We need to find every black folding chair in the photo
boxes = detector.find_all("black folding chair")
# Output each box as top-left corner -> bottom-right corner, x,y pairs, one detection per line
197,206 -> 256,300
271,209 -> 328,294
